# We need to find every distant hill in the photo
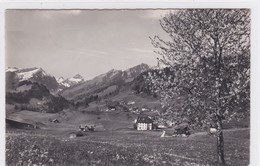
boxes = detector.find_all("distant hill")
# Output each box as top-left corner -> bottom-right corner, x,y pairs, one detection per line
5,64 -> 166,116
60,63 -> 150,101
6,67 -> 59,91
6,80 -> 69,114
5,65 -> 176,117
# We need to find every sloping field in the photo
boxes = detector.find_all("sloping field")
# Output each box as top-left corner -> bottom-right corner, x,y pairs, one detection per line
6,109 -> 250,165
6,128 -> 249,166
6,110 -> 136,132
110,91 -> 161,109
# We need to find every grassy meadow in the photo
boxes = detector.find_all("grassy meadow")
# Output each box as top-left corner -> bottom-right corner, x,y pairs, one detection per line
6,128 -> 249,166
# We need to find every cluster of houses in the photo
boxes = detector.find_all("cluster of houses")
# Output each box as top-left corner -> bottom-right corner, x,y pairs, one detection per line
69,124 -> 96,138
78,124 -> 95,132
105,100 -> 138,112
105,100 -> 159,115
133,115 -> 220,137
133,115 -> 191,137
104,100 -> 193,136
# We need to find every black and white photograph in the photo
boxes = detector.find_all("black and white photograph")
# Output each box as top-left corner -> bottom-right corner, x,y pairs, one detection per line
3,6 -> 257,165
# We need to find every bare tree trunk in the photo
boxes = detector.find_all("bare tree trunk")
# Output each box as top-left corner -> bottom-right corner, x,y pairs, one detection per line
216,117 -> 225,165
217,130 -> 225,165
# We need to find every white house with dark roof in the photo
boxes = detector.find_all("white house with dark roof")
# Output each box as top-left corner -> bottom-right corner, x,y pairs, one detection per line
136,116 -> 154,130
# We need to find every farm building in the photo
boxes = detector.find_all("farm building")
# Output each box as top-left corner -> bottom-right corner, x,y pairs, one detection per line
69,132 -> 77,139
160,123 -> 191,137
127,101 -> 135,105
173,123 -> 191,136
135,116 -> 154,130
79,124 -> 95,132
51,119 -> 60,123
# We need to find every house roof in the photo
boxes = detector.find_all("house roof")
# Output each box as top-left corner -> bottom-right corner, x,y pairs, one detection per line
174,122 -> 189,130
136,116 -> 153,123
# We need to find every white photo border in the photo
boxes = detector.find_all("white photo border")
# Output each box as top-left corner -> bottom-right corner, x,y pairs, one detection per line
0,1 -> 259,165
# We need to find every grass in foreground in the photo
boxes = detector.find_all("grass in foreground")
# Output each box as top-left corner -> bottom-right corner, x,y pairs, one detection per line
6,129 -> 249,166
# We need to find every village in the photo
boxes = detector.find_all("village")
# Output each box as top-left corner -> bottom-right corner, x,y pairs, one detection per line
6,97 -> 220,140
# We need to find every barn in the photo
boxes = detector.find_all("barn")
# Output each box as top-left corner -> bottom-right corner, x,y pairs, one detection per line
135,116 -> 154,130
173,122 -> 191,136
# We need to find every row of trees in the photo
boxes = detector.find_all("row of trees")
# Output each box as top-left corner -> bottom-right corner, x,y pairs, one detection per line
146,9 -> 250,165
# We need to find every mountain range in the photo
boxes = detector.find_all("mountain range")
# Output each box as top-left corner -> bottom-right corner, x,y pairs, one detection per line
6,67 -> 86,91
5,63 -> 189,130
60,63 -> 150,101
6,63 -> 153,113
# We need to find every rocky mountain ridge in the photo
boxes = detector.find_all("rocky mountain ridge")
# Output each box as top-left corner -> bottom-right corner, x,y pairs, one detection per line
6,63 -> 152,111
6,67 -> 59,91
57,74 -> 84,88
60,63 -> 150,101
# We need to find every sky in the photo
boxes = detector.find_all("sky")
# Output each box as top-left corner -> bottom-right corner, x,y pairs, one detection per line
5,9 -> 172,80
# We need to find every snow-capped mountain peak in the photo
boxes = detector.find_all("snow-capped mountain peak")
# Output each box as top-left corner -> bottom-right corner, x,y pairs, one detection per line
68,74 -> 84,83
73,74 -> 84,79
69,74 -> 84,82
58,74 -> 84,88
6,67 -> 19,72
6,67 -> 59,91
14,67 -> 47,81
57,77 -> 65,84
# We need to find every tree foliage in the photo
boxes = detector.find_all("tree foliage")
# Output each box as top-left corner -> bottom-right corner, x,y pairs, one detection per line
146,9 -> 250,164
147,9 -> 250,126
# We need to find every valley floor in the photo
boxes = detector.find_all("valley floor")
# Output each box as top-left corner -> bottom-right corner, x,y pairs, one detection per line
6,127 -> 249,166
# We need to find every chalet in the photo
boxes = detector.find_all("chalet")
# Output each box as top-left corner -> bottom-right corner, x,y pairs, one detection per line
136,116 -> 154,130
110,107 -> 116,111
161,123 -> 191,137
127,101 -> 135,105
51,119 -> 60,123
69,132 -> 77,139
173,123 -> 191,136
79,124 -> 86,131
79,124 -> 95,132
107,101 -> 119,110
157,124 -> 167,129
141,108 -> 149,112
